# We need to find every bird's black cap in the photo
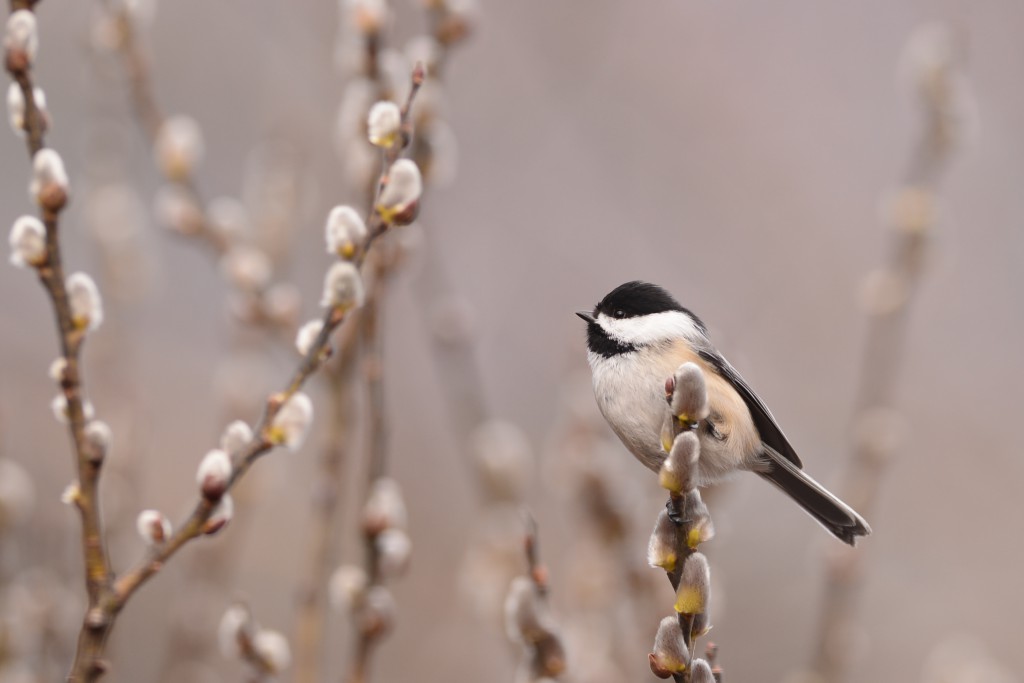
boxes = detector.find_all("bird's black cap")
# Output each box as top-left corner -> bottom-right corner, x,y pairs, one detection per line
594,281 -> 701,328
580,281 -> 706,357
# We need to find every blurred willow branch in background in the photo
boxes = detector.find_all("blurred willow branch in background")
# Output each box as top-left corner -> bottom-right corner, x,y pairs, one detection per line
810,23 -> 973,683
6,0 -> 429,670
292,3 -> 475,681
96,0 -> 304,338
504,515 -> 567,683
89,1 -> 311,676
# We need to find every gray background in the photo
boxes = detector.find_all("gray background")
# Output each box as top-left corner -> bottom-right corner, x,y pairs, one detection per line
1,1 -> 1022,682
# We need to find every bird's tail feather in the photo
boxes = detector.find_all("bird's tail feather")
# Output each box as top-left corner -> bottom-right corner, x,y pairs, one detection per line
757,447 -> 871,546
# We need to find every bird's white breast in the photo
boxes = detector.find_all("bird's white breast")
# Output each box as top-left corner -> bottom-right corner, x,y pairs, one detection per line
588,342 -> 683,471
588,339 -> 761,483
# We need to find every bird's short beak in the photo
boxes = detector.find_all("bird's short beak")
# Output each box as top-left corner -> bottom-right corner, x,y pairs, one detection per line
576,311 -> 596,324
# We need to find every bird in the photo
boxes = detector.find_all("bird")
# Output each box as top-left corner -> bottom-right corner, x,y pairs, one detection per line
577,280 -> 870,545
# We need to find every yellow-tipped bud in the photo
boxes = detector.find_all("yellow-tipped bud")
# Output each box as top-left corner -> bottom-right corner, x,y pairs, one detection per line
135,509 -> 171,545
154,115 -> 204,180
367,100 -> 402,148
659,431 -> 699,493
8,215 -> 46,267
681,490 -> 715,547
362,477 -> 407,534
649,616 -> 690,678
375,159 -> 422,226
689,658 -> 715,683
324,205 -> 367,259
251,629 -> 291,674
669,362 -> 709,426
66,272 -> 103,332
674,552 -> 710,616
320,261 -> 365,310
647,508 -> 679,573
268,392 -> 313,451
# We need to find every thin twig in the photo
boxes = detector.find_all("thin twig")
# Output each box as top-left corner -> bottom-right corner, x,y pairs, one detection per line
59,66 -> 426,683
5,4 -> 115,680
99,1 -> 227,254
505,513 -> 566,682
292,313 -> 362,683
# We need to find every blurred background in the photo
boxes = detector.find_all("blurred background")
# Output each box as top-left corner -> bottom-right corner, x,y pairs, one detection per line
1,0 -> 1022,682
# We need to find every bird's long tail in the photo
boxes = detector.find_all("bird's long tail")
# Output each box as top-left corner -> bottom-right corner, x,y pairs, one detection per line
757,447 -> 871,545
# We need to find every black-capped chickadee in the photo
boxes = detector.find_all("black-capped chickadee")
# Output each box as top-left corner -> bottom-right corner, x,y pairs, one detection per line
578,281 -> 870,545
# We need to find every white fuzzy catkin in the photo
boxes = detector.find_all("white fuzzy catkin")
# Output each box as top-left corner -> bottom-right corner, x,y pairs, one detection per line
207,196 -> 249,241
84,420 -> 113,458
375,528 -> 412,578
219,245 -> 271,292
48,357 -> 66,382
647,508 -> 678,571
348,0 -> 390,34
4,10 -> 38,65
324,205 -> 367,258
205,493 -> 234,534
60,481 -> 80,506
217,604 -> 249,658
270,392 -> 313,451
405,35 -> 442,74
263,282 -> 302,325
252,629 -> 291,673
650,616 -> 690,677
689,659 -> 715,683
504,575 -> 547,644
8,215 -> 46,267
7,82 -> 46,137
470,419 -> 532,503
670,362 -> 709,423
367,101 -> 402,147
154,184 -> 202,234
328,564 -> 369,611
155,115 -> 204,178
294,319 -> 324,356
360,586 -> 396,635
66,272 -> 104,331
675,552 -> 711,616
659,430 -> 699,494
30,148 -> 69,205
320,261 -> 365,310
363,477 -> 407,532
51,394 -> 95,424
196,449 -> 231,498
376,158 -> 422,218
135,509 -> 172,544
219,420 -> 253,458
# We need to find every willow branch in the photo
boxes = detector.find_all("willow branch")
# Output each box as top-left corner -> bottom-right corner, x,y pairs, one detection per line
810,26 -> 967,683
342,256 -> 392,683
5,4 -> 115,680
504,514 -> 566,682
98,1 -> 303,336
62,64 -> 426,683
98,1 -> 227,253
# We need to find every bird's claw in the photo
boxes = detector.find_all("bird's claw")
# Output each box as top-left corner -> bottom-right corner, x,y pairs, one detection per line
666,498 -> 684,525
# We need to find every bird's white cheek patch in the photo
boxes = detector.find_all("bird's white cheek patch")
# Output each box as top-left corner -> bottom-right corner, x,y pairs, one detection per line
599,311 -> 703,346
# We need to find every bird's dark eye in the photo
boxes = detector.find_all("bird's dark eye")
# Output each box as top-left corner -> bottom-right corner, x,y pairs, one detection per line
614,310 -> 625,318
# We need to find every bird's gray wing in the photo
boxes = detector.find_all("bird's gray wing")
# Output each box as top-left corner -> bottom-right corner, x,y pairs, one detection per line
696,347 -> 803,468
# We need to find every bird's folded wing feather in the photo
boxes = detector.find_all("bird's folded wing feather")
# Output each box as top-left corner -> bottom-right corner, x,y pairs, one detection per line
696,347 -> 803,469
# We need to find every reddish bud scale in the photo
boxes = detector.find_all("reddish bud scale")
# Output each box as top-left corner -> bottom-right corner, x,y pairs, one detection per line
203,517 -> 227,535
5,48 -> 29,74
39,184 -> 68,213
